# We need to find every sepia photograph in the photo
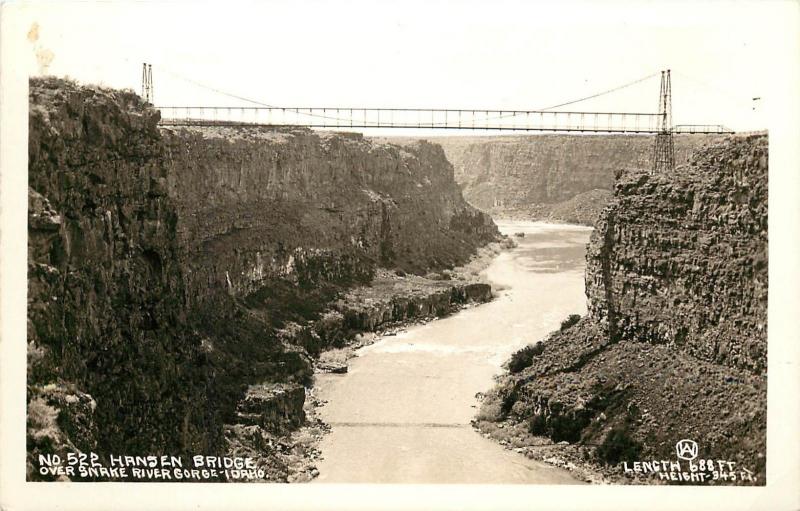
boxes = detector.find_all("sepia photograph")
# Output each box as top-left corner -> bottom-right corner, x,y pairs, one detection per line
1,0 -> 799,509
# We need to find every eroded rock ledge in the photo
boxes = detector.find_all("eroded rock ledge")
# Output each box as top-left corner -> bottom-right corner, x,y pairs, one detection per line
476,134 -> 767,484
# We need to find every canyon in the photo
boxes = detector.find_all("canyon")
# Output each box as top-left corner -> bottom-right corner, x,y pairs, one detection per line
312,221 -> 593,484
26,77 -> 767,486
26,77 -> 497,480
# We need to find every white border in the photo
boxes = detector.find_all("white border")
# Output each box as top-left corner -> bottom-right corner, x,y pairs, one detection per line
1,1 -> 799,510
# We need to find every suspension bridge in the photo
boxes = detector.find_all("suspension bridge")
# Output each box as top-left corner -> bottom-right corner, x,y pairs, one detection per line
141,64 -> 735,172
155,106 -> 729,135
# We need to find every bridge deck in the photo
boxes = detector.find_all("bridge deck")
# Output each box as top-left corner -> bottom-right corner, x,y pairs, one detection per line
155,106 -> 733,134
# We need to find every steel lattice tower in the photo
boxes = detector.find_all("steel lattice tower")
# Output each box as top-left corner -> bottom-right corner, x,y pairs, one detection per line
141,63 -> 153,104
652,69 -> 674,172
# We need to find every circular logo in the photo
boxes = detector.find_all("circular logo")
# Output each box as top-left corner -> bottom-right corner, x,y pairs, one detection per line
675,439 -> 699,461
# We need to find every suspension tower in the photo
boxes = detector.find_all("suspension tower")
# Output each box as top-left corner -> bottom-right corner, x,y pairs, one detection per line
652,69 -> 674,172
141,63 -> 153,104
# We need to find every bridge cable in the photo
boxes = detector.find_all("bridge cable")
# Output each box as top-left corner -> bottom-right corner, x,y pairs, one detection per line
153,64 -> 358,123
151,63 -> 279,108
536,71 -> 661,111
154,65 -> 662,127
460,71 -> 661,124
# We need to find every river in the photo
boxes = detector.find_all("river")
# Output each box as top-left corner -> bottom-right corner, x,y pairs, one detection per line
312,221 -> 592,484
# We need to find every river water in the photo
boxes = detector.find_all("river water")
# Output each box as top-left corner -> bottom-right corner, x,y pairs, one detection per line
313,221 -> 592,484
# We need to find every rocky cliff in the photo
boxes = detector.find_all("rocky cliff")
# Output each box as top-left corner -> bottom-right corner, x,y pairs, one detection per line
435,134 -> 724,225
27,79 -> 216,470
163,126 -> 497,305
476,134 -> 767,484
26,77 -> 498,480
586,137 -> 768,373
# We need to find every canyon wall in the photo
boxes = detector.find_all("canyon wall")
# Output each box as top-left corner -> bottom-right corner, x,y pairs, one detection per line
478,134 -> 767,483
586,136 -> 768,373
435,134 -> 724,224
27,79 -> 217,467
163,126 -> 498,307
27,77 -> 497,479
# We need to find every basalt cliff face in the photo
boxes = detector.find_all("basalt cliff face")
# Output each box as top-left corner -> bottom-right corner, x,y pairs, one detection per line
478,134 -> 767,483
163,126 -> 497,306
586,137 -> 768,373
436,135 -> 724,225
27,81 -> 212,467
26,77 -> 498,480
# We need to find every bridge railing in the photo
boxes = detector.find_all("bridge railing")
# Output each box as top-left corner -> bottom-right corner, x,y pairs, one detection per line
156,106 -> 674,133
673,124 -> 735,134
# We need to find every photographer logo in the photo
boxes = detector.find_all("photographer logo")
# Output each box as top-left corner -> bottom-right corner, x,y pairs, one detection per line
675,439 -> 699,461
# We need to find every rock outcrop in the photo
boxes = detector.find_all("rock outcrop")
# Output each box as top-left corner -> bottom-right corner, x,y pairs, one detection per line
435,134 -> 725,225
27,77 -> 498,480
477,134 -> 768,484
234,384 -> 307,433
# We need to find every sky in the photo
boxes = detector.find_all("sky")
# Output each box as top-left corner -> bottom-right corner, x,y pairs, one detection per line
9,0 -> 799,134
